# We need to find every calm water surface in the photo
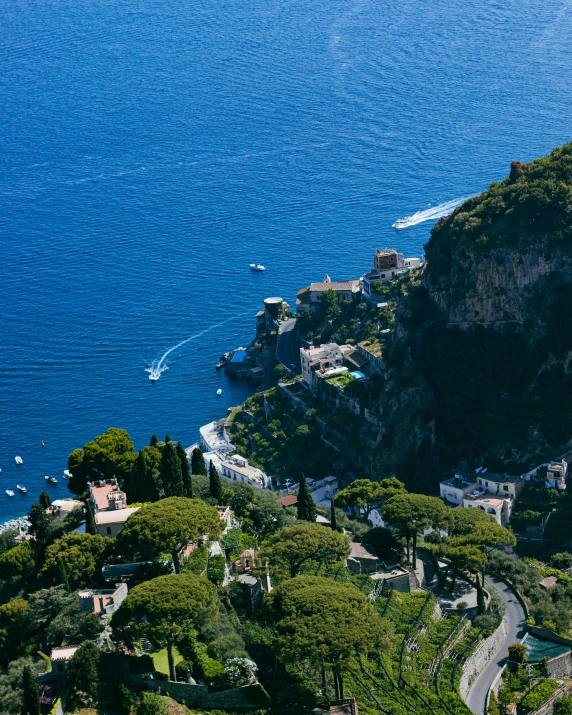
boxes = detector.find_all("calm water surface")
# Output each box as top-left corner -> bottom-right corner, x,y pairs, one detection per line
1,0 -> 572,520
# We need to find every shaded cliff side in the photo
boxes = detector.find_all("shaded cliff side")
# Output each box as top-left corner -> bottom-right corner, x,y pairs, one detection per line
374,143 -> 572,491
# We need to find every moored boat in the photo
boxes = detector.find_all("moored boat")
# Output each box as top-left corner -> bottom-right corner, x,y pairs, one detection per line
15,455 -> 23,465
6,490 -> 14,497
250,263 -> 266,271
17,484 -> 27,493
47,476 -> 57,484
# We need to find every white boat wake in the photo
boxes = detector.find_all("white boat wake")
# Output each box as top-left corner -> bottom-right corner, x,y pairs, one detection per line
146,312 -> 250,381
392,196 -> 470,230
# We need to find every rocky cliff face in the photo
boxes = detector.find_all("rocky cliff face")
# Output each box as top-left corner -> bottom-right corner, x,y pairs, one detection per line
372,144 -> 572,491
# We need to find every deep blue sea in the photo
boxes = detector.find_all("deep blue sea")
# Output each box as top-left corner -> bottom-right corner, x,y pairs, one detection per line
2,0 -> 572,522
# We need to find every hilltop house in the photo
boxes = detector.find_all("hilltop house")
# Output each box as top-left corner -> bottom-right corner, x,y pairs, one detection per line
89,479 -> 127,513
300,343 -> 354,389
462,493 -> 511,526
474,472 -> 524,499
362,249 -> 422,302
296,276 -> 362,315
94,507 -> 139,537
439,475 -> 478,506
546,460 -> 567,489
50,647 -> 79,677
198,419 -> 234,454
78,583 -> 128,616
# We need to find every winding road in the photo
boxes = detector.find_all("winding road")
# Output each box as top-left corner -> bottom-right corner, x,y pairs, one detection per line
466,575 -> 527,714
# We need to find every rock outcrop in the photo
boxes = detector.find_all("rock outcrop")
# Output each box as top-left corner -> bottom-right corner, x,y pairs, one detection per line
372,144 -> 572,491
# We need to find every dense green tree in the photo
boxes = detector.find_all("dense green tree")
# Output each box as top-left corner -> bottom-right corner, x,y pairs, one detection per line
0,600 -> 33,665
127,448 -> 161,503
150,434 -> 159,447
0,541 -> 36,586
112,573 -> 219,681
0,529 -> 18,555
383,493 -> 447,568
165,435 -> 171,443
138,693 -> 168,715
21,665 -> 40,715
335,477 -> 406,521
476,573 -> 486,615
296,473 -> 316,522
208,554 -> 226,584
28,503 -> 50,546
191,447 -> 207,476
39,491 -> 51,509
66,641 -> 100,698
42,533 -> 109,589
84,502 -> 97,536
554,696 -> 572,715
260,523 -> 351,579
177,442 -> 193,498
363,527 -> 404,561
67,427 -> 137,496
330,502 -> 338,532
319,289 -> 341,320
116,498 -> 222,574
209,461 -> 223,503
272,576 -> 393,700
160,441 -> 184,497
221,528 -> 255,560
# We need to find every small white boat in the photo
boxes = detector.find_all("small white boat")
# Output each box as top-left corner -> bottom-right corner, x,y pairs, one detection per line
250,263 -> 266,272
17,484 -> 27,494
393,217 -> 409,230
6,490 -> 14,497
217,388 -> 222,395
15,456 -> 23,465
47,476 -> 57,484
63,470 -> 72,478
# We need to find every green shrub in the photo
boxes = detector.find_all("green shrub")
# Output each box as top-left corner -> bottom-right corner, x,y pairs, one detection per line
138,692 -> 168,715
519,679 -> 558,712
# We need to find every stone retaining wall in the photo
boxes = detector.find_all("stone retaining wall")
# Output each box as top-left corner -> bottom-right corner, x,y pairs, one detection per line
460,618 -> 507,700
141,678 -> 270,710
529,682 -> 572,715
546,651 -> 572,679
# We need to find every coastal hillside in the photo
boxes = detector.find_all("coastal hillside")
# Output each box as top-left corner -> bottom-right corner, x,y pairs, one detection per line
377,143 -> 572,490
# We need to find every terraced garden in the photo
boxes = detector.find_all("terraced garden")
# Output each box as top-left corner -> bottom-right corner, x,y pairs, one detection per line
342,590 -> 479,715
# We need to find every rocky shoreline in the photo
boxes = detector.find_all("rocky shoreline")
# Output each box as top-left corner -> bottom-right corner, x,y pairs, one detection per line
0,515 -> 30,535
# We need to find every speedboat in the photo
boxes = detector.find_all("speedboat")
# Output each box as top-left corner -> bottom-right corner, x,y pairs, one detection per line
6,490 -> 14,497
217,388 -> 222,395
149,373 -> 159,381
15,456 -> 23,465
17,484 -> 27,493
250,263 -> 266,271
393,217 -> 409,230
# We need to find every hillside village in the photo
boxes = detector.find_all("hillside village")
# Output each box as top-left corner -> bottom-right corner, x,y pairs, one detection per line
4,149 -> 572,715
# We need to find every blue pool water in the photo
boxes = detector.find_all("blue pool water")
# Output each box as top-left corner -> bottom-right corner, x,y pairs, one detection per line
1,0 -> 572,521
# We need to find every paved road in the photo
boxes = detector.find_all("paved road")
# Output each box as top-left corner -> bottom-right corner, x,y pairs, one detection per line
276,318 -> 300,372
466,575 -> 526,714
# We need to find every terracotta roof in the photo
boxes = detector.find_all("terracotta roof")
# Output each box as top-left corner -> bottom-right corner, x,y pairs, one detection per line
539,576 -> 558,588
309,280 -> 360,292
297,286 -> 311,296
277,494 -> 298,507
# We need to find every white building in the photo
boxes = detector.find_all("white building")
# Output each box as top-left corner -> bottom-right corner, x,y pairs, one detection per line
296,278 -> 362,315
220,454 -> 269,489
300,343 -> 354,389
475,473 -> 523,499
439,475 -> 478,506
462,494 -> 511,526
306,476 -> 339,506
199,419 -> 234,454
94,507 -> 139,537
546,460 -> 567,490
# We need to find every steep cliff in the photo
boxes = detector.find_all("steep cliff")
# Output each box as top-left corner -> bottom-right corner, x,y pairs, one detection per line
374,143 -> 572,491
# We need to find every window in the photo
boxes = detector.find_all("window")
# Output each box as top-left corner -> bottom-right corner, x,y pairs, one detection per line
485,481 -> 488,486
106,527 -> 112,535
504,485 -> 508,491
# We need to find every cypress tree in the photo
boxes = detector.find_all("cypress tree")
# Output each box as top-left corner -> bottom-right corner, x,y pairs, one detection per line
476,573 -> 486,615
21,665 -> 40,715
191,447 -> 208,476
150,434 -> 158,447
84,502 -> 97,535
165,435 -> 172,443
28,503 -> 50,546
128,449 -> 161,503
58,555 -> 71,593
209,461 -> 224,503
176,442 -> 193,498
297,473 -> 316,522
160,441 -> 184,497
39,491 -> 51,509
330,500 -> 338,531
